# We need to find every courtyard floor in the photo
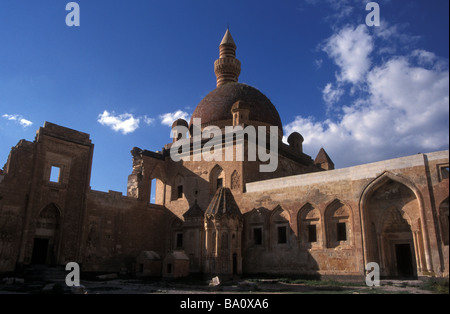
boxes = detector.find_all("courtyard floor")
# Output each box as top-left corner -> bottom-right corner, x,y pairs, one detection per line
0,275 -> 447,294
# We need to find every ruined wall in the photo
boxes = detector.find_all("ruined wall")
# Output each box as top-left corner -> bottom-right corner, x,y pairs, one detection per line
82,190 -> 174,273
0,123 -> 180,274
0,140 -> 35,272
1,121 -> 447,279
0,122 -> 95,272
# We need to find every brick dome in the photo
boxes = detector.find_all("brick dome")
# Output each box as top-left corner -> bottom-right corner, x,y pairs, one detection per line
189,82 -> 283,132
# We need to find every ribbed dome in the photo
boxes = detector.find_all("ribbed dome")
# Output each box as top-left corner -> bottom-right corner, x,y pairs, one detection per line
189,82 -> 283,131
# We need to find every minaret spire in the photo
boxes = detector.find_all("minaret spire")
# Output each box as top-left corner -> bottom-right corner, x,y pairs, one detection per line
214,28 -> 241,87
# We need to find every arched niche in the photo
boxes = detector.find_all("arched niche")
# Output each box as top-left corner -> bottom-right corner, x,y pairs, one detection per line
245,207 -> 270,248
171,173 -> 184,201
324,200 -> 353,248
360,172 -> 427,277
298,203 -> 322,248
31,203 -> 61,265
270,206 -> 291,247
209,165 -> 225,194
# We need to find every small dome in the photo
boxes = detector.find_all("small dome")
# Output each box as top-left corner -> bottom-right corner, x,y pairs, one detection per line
190,83 -> 283,132
287,132 -> 304,145
172,118 -> 189,129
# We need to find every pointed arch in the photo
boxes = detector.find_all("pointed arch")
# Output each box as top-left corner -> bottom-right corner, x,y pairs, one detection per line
148,165 -> 167,204
324,199 -> 353,248
38,203 -> 62,219
298,203 -> 320,221
269,205 -> 291,246
169,216 -> 184,250
32,203 -> 62,265
209,164 -> 225,194
148,164 -> 166,184
231,170 -> 240,190
150,177 -> 166,204
36,203 -> 61,236
244,207 -> 270,248
171,173 -> 185,201
298,203 -> 322,248
247,207 -> 269,225
359,171 -> 432,276
270,205 -> 291,224
360,172 -> 424,209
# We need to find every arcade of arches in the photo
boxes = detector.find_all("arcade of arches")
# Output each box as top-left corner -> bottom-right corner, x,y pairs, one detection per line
0,29 -> 448,280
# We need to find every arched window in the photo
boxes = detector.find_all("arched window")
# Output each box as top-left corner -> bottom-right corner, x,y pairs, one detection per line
210,165 -> 225,194
325,200 -> 352,248
150,178 -> 157,204
171,174 -> 184,201
298,203 -> 321,248
150,178 -> 165,204
170,218 -> 183,250
270,206 -> 291,247
247,207 -> 267,247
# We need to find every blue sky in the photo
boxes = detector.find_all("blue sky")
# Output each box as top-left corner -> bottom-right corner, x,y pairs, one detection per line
0,0 -> 448,195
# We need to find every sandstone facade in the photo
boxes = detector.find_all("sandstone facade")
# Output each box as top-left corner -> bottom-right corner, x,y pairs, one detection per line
0,30 -> 448,280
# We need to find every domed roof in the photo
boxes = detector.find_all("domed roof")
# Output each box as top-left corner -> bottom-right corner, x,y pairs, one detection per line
287,132 -> 304,145
189,82 -> 283,131
172,118 -> 188,129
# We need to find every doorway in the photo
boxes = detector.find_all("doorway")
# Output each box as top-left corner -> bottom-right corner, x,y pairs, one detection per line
395,244 -> 414,278
232,253 -> 238,275
31,238 -> 49,264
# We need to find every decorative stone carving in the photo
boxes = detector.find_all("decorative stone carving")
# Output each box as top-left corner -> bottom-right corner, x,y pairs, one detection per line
231,170 -> 240,190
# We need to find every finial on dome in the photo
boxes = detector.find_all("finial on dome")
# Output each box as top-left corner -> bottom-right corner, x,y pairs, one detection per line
220,27 -> 236,47
214,28 -> 241,87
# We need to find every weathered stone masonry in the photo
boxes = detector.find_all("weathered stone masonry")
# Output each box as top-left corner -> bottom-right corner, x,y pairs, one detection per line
0,29 -> 448,279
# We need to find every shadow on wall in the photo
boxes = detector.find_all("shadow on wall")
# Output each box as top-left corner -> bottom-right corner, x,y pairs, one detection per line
242,206 -> 320,278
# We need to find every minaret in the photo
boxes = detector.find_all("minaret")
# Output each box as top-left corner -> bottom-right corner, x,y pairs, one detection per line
214,28 -> 241,87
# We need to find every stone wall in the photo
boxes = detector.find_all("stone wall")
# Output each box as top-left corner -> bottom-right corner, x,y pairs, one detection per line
1,121 -> 447,279
0,122 -> 94,272
82,190 -> 173,273
237,150 -> 449,277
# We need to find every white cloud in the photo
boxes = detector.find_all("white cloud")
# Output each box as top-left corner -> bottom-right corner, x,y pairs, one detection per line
322,24 -> 374,84
286,26 -> 449,168
19,118 -> 33,127
2,114 -> 33,128
2,114 -> 16,121
143,115 -> 155,126
97,110 -> 141,135
322,83 -> 344,107
410,50 -> 442,68
159,110 -> 190,127
366,56 -> 449,145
